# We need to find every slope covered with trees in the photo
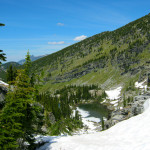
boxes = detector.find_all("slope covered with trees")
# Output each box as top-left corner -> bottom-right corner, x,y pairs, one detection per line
30,13 -> 150,92
0,52 -> 84,149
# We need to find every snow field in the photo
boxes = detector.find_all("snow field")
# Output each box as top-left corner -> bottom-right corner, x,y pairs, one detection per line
37,99 -> 150,150
105,86 -> 122,100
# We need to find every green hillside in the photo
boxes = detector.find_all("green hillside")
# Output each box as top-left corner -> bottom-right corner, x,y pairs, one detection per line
0,62 -> 21,82
1,62 -> 20,70
11,14 -> 150,91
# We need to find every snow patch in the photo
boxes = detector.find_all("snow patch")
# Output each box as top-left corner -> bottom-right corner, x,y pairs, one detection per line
37,99 -> 150,150
110,100 -> 118,104
76,107 -> 100,134
0,80 -> 8,86
135,79 -> 147,91
105,86 -> 122,100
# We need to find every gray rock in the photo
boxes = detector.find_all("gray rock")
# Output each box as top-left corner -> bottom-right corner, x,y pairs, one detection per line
48,112 -> 56,124
112,115 -> 125,121
104,94 -> 150,130
0,85 -> 8,108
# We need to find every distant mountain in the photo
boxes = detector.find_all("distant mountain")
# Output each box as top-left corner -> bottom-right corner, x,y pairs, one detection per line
0,55 -> 45,81
18,55 -> 44,65
30,13 -> 150,92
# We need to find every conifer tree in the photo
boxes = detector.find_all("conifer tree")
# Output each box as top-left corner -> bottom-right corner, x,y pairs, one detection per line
30,73 -> 35,87
0,52 -> 44,149
101,117 -> 105,131
6,65 -> 18,83
0,50 -> 6,66
24,50 -> 31,76
0,23 -> 5,26
6,64 -> 14,82
0,69 -> 44,149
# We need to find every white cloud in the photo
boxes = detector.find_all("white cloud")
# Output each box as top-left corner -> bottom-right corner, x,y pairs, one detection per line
73,35 -> 87,41
57,23 -> 64,26
48,41 -> 65,45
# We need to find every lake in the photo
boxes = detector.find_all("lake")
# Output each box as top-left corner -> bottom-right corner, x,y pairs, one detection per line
77,102 -> 110,123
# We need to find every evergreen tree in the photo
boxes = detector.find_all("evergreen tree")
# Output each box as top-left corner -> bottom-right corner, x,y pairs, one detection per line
0,53 -> 43,149
0,69 -> 44,149
101,117 -> 105,131
30,73 -> 35,87
0,50 -> 6,66
13,67 -> 17,80
24,50 -> 31,76
6,64 -> 14,82
0,23 -> 5,26
6,65 -> 18,83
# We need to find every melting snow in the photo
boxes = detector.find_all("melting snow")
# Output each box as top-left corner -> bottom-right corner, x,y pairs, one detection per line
105,86 -> 122,100
37,99 -> 150,150
76,107 -> 100,134
77,107 -> 100,123
135,79 -> 147,91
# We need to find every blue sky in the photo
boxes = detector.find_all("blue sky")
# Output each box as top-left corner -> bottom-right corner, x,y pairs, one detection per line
0,0 -> 150,62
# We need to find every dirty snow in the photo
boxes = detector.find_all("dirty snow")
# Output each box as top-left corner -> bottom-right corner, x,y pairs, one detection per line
105,86 -> 122,100
36,99 -> 150,150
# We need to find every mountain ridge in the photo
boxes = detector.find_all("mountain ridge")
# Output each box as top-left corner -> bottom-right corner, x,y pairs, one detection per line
30,13 -> 150,92
18,55 -> 44,65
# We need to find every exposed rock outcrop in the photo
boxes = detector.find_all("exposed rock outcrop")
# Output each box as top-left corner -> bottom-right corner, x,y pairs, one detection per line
104,93 -> 150,129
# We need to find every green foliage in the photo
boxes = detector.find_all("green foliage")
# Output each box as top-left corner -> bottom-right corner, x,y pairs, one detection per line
1,62 -> 20,70
0,50 -> 6,66
24,50 -> 31,76
49,117 -> 83,136
0,69 -> 44,149
36,91 -> 83,135
30,73 -> 35,87
123,96 -> 134,107
0,62 -> 20,82
36,84 -> 101,135
27,13 -> 150,93
101,117 -> 104,131
0,23 -> 5,26
0,52 -> 44,149
6,65 -> 17,83
55,84 -> 100,103
36,84 -> 107,135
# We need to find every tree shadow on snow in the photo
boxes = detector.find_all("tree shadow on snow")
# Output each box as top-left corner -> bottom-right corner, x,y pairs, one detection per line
35,135 -> 61,150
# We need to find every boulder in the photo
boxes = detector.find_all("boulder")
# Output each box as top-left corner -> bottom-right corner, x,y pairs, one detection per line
112,115 -> 125,121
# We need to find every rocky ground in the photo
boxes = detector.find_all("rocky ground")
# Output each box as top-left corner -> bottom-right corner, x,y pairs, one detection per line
104,93 -> 150,129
